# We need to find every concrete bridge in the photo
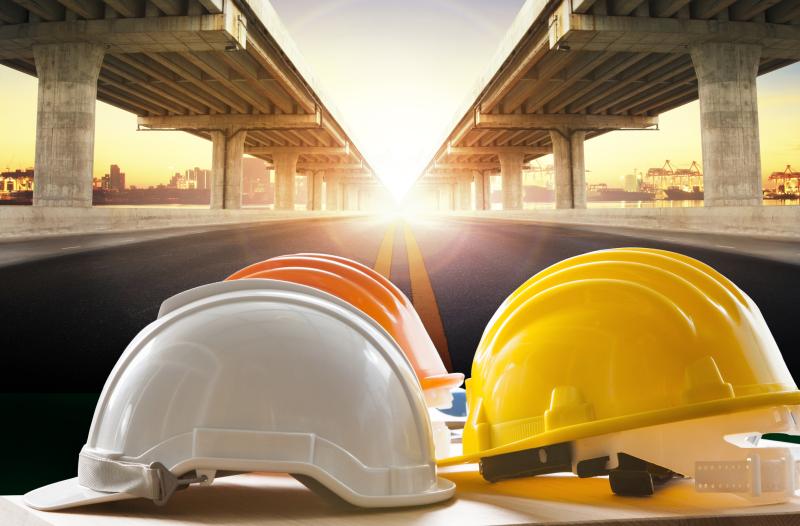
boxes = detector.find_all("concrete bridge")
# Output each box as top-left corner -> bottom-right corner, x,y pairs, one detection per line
0,0 -> 377,212
417,0 -> 800,213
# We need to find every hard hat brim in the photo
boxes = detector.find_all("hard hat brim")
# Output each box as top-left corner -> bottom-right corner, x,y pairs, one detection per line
420,372 -> 464,392
23,475 -> 456,511
23,477 -> 138,511
439,390 -> 800,466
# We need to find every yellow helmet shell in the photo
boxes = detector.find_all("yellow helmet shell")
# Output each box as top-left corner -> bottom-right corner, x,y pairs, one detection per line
458,248 -> 799,463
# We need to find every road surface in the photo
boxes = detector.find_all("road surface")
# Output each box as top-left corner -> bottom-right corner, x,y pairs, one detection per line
1,215 -> 799,493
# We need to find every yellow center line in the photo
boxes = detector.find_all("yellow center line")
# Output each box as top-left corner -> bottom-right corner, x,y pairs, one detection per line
403,222 -> 453,371
373,222 -> 396,278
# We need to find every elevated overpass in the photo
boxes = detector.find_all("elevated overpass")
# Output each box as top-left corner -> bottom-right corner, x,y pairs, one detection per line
0,0 -> 376,211
417,0 -> 800,211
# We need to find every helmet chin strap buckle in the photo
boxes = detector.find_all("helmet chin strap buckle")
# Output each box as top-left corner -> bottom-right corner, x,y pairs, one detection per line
150,462 -> 208,506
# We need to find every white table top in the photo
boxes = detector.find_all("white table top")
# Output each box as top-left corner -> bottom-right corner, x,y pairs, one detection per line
3,465 -> 800,525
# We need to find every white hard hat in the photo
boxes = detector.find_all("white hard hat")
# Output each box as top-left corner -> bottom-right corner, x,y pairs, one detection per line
24,279 -> 455,510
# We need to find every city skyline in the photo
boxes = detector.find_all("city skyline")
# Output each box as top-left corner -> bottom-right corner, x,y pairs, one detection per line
0,0 -> 798,197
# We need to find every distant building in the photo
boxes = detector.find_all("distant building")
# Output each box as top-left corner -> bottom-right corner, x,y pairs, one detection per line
103,164 -> 126,192
0,168 -> 34,193
185,167 -> 210,190
624,173 -> 639,192
168,172 -> 189,189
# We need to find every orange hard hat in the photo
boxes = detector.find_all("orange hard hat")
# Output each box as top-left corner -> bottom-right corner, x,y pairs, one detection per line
227,253 -> 463,407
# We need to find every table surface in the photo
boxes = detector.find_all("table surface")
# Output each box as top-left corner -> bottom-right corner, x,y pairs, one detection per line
3,465 -> 800,525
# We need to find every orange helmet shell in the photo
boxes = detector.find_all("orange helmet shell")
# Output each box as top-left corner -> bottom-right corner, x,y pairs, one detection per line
227,253 -> 463,405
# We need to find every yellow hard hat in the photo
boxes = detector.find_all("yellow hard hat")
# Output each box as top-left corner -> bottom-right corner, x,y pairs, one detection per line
443,248 -> 800,500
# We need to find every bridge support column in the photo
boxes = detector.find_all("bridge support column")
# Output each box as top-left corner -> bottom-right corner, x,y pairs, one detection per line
33,43 -> 105,207
484,173 -> 493,210
690,42 -> 762,207
325,173 -> 341,210
499,152 -> 523,210
273,152 -> 298,210
473,170 -> 486,210
209,130 -> 245,209
357,186 -> 367,211
342,184 -> 352,210
550,129 -> 586,209
456,173 -> 472,210
310,171 -> 324,210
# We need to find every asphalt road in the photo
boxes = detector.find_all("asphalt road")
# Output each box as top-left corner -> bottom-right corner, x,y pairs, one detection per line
1,215 -> 799,494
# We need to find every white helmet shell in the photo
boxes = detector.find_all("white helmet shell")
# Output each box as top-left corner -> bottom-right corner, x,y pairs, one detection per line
25,279 -> 455,510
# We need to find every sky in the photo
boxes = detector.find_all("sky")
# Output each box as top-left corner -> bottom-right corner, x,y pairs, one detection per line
0,0 -> 798,196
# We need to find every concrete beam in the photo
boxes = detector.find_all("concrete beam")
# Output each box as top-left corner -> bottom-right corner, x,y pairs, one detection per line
319,111 -> 347,147
446,145 -> 551,157
475,111 -> 658,130
294,162 -> 362,171
245,145 -> 350,157
144,52 -> 249,114
245,34 -> 315,114
180,51 -> 271,114
0,13 -> 246,59
60,0 -> 104,20
218,51 -> 295,114
481,34 -> 550,113
196,0 -> 221,13
553,11 -> 800,59
433,162 -> 500,170
137,111 -> 321,131
0,0 -> 29,23
33,42 -> 104,207
14,0 -> 64,20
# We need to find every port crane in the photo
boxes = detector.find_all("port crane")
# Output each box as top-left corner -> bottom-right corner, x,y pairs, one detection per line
645,160 -> 703,192
767,165 -> 800,196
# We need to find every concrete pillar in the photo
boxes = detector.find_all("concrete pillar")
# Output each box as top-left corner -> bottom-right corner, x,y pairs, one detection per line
484,173 -> 492,210
33,43 -> 105,207
473,170 -> 486,210
552,131 -> 570,208
311,171 -> 324,210
342,184 -> 356,211
498,152 -> 523,210
550,130 -> 586,209
456,173 -> 472,210
325,173 -> 341,211
303,173 -> 312,210
210,131 -> 225,209
209,130 -> 245,209
357,186 -> 367,211
690,42 -> 762,207
571,131 -> 587,209
274,152 -> 299,210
